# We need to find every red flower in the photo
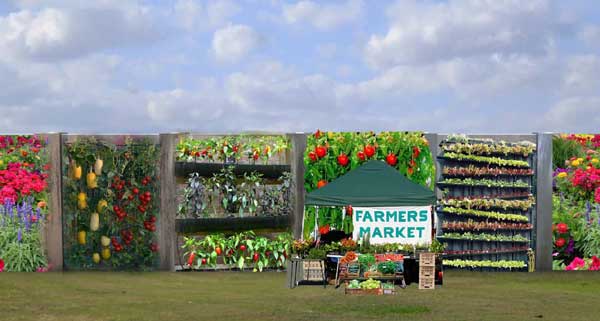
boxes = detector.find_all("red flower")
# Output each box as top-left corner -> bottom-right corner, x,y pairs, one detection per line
556,222 -> 568,234
555,237 -> 566,247
319,225 -> 330,235
0,258 -> 4,272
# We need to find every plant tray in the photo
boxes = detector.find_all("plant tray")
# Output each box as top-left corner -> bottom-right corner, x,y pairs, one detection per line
345,288 -> 383,295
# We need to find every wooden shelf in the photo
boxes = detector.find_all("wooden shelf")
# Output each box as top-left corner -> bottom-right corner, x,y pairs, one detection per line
176,215 -> 290,233
175,161 -> 291,179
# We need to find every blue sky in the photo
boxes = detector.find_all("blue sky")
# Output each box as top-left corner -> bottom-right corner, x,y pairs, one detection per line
1,0 -> 599,133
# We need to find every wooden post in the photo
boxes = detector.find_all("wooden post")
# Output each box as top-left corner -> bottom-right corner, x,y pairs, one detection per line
535,133 -> 553,271
43,133 -> 64,271
289,133 -> 307,239
159,133 -> 178,271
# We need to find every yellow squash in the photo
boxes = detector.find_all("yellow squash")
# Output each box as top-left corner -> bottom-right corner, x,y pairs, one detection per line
90,212 -> 100,231
94,158 -> 104,176
73,165 -> 82,180
101,248 -> 111,260
92,253 -> 100,264
77,193 -> 87,210
86,172 -> 97,189
77,230 -> 86,245
97,199 -> 108,213
101,236 -> 111,247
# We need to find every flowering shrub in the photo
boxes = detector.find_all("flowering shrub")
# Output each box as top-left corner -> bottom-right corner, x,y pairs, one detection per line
0,135 -> 48,205
565,256 -> 600,271
553,134 -> 600,270
0,198 -> 47,272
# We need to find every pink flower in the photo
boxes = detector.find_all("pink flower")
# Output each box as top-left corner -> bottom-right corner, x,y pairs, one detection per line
0,259 -> 4,272
566,257 -> 587,271
590,256 -> 600,271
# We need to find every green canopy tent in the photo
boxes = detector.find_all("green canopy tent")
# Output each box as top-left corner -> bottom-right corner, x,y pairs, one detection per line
306,160 -> 435,207
304,160 -> 436,237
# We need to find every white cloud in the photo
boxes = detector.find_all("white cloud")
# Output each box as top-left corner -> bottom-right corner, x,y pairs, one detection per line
366,0 -> 561,69
283,0 -> 364,30
579,25 -> 600,49
174,0 -> 240,31
542,96 -> 600,131
562,55 -> 600,96
212,24 -> 263,63
0,5 -> 160,62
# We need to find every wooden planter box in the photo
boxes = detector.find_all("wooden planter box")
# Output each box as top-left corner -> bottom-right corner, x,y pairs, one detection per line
345,287 -> 383,295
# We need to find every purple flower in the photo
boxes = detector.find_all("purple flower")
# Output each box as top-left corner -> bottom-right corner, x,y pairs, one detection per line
586,201 -> 591,224
17,228 -> 22,242
566,238 -> 575,254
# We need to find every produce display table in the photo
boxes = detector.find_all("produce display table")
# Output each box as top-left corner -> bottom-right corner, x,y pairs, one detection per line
328,254 -> 407,289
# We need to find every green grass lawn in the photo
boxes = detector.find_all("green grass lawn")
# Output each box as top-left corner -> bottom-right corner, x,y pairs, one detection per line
1,271 -> 599,321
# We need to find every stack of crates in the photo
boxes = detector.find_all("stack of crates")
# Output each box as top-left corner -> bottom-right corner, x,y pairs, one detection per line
419,253 -> 436,290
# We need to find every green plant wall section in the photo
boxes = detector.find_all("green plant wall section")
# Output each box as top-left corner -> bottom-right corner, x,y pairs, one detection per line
302,131 -> 435,238
62,137 -> 160,270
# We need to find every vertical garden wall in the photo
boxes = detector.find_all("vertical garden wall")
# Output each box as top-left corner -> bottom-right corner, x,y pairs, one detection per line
435,134 -> 537,271
61,135 -> 160,270
303,131 -> 435,239
551,134 -> 600,271
173,133 -> 297,270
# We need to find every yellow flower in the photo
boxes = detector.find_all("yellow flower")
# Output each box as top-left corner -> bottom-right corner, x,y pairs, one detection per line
577,157 -> 584,162
571,160 -> 581,167
327,131 -> 334,139
592,158 -> 599,164
557,172 -> 567,178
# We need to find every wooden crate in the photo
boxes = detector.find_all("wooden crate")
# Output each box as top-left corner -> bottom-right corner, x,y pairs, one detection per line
302,260 -> 324,281
419,266 -> 435,278
419,276 -> 435,290
419,253 -> 436,266
340,262 -> 360,278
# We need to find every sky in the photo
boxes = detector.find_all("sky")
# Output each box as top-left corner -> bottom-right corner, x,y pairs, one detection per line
0,0 -> 599,134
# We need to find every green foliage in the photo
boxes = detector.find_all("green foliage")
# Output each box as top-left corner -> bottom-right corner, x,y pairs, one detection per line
176,135 -> 290,164
443,259 -> 527,269
442,152 -> 530,168
429,239 -> 445,254
182,231 -> 293,271
441,206 -> 529,222
377,261 -> 397,274
307,247 -> 327,260
552,135 -> 583,169
358,253 -> 376,270
179,168 -> 292,218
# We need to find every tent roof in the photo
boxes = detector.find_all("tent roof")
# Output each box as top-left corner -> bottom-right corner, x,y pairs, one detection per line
305,160 -> 435,207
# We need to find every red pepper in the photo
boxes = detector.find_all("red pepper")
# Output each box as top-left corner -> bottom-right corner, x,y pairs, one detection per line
188,252 -> 196,266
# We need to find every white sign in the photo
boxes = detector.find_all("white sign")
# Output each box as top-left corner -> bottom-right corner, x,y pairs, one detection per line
352,206 -> 432,245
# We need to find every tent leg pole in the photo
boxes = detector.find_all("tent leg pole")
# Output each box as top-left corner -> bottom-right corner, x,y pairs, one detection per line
300,207 -> 306,240
315,206 -> 319,241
